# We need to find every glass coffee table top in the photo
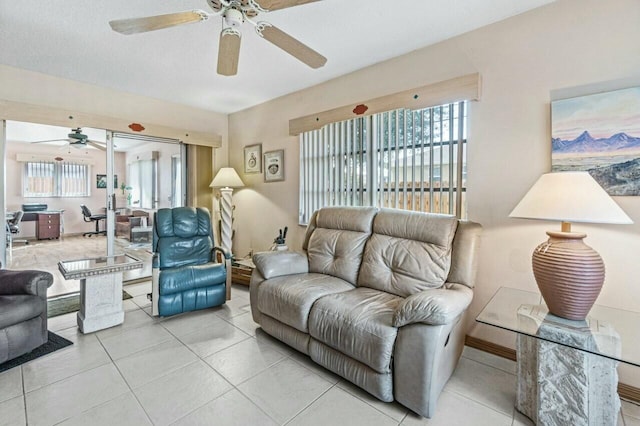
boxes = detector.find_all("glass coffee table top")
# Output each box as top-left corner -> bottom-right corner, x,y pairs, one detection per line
477,287 -> 640,367
58,254 -> 143,280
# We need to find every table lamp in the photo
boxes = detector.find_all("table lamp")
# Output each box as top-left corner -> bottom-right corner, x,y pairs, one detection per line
509,171 -> 632,320
210,167 -> 244,257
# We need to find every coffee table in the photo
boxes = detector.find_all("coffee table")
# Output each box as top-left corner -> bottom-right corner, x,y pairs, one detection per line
477,287 -> 640,425
58,254 -> 143,333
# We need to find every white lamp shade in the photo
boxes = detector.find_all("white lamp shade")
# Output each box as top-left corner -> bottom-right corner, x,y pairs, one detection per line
210,167 -> 245,189
509,171 -> 632,225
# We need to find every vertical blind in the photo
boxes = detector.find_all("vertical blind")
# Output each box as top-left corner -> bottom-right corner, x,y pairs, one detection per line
24,161 -> 89,197
299,102 -> 467,224
128,159 -> 157,209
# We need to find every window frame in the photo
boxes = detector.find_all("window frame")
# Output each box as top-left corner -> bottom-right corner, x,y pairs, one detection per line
299,101 -> 467,225
23,160 -> 91,198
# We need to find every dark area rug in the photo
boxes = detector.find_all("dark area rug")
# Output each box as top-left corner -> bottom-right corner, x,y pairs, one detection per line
48,290 -> 133,318
0,332 -> 73,373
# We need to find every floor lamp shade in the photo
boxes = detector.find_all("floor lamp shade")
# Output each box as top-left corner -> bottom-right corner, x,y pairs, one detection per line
509,172 -> 632,320
210,168 -> 244,256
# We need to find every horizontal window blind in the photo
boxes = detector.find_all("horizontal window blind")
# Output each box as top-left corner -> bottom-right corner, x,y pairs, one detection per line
299,102 -> 467,225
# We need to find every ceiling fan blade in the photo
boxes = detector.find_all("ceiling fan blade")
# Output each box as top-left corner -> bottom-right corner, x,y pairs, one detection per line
254,0 -> 321,12
217,28 -> 241,76
109,10 -> 209,35
86,141 -> 107,151
31,139 -> 70,144
257,23 -> 326,69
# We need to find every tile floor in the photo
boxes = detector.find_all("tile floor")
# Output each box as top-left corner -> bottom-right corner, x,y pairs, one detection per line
7,235 -> 152,297
0,282 -> 637,426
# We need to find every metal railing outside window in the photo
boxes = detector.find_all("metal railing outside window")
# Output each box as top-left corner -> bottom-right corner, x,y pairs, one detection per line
24,161 -> 90,197
299,102 -> 467,224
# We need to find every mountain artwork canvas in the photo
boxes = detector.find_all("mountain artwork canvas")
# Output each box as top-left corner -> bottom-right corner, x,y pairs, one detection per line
551,86 -> 640,195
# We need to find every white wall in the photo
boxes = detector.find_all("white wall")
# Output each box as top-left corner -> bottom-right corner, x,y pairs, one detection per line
228,0 -> 640,384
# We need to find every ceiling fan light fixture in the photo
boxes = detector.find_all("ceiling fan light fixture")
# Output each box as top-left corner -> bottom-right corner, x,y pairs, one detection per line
223,7 -> 244,27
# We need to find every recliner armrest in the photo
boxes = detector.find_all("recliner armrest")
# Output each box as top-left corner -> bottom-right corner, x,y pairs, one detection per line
393,283 -> 473,327
0,270 -> 53,299
252,251 -> 309,279
213,246 -> 231,260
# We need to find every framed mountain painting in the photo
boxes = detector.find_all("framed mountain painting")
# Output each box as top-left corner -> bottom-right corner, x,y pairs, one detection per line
551,86 -> 640,195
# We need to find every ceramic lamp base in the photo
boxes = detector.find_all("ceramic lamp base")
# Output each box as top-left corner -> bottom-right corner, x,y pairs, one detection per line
532,231 -> 605,321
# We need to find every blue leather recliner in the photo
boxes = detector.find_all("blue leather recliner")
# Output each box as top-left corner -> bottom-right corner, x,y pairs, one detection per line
151,207 -> 230,317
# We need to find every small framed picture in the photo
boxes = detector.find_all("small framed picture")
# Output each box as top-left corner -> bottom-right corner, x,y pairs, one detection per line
96,174 -> 107,188
96,174 -> 118,189
244,144 -> 262,174
264,150 -> 285,182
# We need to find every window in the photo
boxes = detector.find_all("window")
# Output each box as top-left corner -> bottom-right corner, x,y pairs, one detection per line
171,154 -> 183,208
128,158 -> 157,209
299,102 -> 467,224
24,161 -> 90,197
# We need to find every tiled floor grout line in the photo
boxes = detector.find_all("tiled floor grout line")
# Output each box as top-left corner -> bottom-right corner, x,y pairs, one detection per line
20,366 -> 29,426
93,323 -> 156,426
159,315 -> 281,426
334,381 -> 410,424
460,352 -> 516,376
443,387 -> 515,421
232,374 -> 288,426
281,381 -> 339,426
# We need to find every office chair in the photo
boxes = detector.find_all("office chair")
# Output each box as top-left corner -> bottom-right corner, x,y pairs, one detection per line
8,210 -> 28,245
80,205 -> 106,237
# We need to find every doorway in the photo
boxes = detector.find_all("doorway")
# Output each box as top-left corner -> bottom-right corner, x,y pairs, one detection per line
1,121 -> 185,297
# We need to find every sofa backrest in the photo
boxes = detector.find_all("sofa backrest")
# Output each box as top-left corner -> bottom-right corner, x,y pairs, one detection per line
305,206 -> 378,286
447,221 -> 483,288
358,209 -> 459,297
153,207 -> 213,269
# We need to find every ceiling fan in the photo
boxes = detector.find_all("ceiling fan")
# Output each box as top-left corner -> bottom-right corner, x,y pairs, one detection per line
31,128 -> 107,151
109,0 -> 327,76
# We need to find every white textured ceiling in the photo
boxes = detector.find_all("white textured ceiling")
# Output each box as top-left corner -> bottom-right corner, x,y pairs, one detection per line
0,0 -> 554,114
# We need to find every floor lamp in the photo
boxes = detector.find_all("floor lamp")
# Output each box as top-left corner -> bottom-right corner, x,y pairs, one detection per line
210,167 -> 245,258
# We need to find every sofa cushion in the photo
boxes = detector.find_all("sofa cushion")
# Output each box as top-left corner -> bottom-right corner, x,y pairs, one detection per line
306,206 -> 377,285
0,295 -> 44,329
159,263 -> 226,295
308,287 -> 403,374
358,209 -> 458,297
257,273 -> 353,333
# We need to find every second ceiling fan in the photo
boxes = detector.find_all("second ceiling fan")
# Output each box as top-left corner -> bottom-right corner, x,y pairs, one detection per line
109,0 -> 327,76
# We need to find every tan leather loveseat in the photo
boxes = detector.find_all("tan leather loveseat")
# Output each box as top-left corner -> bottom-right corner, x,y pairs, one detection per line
250,207 -> 482,418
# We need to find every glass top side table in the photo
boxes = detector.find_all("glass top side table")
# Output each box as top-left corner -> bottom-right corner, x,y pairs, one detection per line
477,287 -> 640,367
59,254 -> 143,334
477,287 -> 637,425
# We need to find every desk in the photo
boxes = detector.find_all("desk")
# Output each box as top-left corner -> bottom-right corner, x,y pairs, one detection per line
477,288 -> 637,425
58,254 -> 143,333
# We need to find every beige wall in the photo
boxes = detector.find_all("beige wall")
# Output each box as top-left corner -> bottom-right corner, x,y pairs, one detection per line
0,65 -> 228,143
228,0 -> 640,383
0,65 -> 228,217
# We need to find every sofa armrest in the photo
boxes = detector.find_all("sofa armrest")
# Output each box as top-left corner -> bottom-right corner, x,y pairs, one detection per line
0,270 -> 53,298
252,251 -> 309,280
393,284 -> 473,327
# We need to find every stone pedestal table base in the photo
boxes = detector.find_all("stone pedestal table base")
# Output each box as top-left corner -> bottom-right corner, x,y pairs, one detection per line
77,272 -> 125,334
516,305 -> 621,426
